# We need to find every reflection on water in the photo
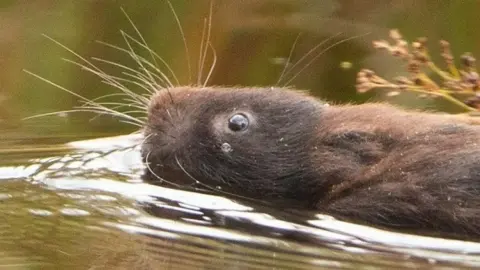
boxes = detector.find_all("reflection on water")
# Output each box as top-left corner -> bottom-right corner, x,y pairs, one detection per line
0,134 -> 479,269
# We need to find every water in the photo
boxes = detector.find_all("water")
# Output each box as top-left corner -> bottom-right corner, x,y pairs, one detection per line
2,134 -> 480,269
2,0 -> 480,269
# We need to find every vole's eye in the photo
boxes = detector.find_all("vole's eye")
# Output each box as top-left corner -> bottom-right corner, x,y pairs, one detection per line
228,113 -> 249,131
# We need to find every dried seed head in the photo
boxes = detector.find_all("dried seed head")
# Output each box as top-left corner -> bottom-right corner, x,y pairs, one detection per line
417,37 -> 428,49
397,40 -> 408,48
356,82 -> 374,93
439,40 -> 450,49
444,80 -> 464,91
372,40 -> 390,50
412,42 -> 422,50
461,71 -> 480,91
390,29 -> 402,40
461,53 -> 476,68
386,91 -> 400,97
392,47 -> 402,57
356,76 -> 369,84
408,60 -> 421,74
356,70 -> 376,93
413,51 -> 428,64
414,77 -> 423,86
360,69 -> 375,78
464,96 -> 480,109
395,76 -> 413,85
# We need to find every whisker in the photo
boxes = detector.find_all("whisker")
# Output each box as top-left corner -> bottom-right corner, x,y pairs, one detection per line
121,97 -> 150,109
92,57 -> 164,93
118,119 -> 144,127
197,19 -> 207,86
283,32 -> 370,87
87,93 -> 148,115
203,42 -> 217,87
119,70 -> 161,94
23,108 -> 142,128
165,109 -> 174,125
165,87 -> 176,106
276,33 -> 302,86
174,155 -> 261,202
80,100 -> 146,111
24,70 -> 97,107
140,132 -> 154,145
23,71 -> 139,124
88,93 -> 142,104
79,102 -> 143,114
145,151 -> 184,188
120,109 -> 147,115
277,32 -> 341,86
97,39 -> 175,88
85,104 -> 146,117
119,30 -> 161,90
121,8 -> 160,73
40,35 -> 135,97
62,58 -> 141,102
75,105 -> 144,124
22,110 -> 88,120
167,0 -> 191,84
198,0 -> 213,86
27,20 -> 156,130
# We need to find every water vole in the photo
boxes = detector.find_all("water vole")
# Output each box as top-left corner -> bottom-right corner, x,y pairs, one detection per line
141,86 -> 480,239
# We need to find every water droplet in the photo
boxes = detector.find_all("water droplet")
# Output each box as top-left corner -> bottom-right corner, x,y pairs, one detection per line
221,142 -> 233,153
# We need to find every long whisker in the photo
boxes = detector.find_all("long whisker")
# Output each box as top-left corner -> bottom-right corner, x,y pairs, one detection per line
121,8 -> 160,72
81,101 -> 146,112
24,70 -> 95,106
23,70 -> 141,125
82,92 -> 147,108
77,109 -> 144,125
40,34 -> 135,96
197,19 -> 207,86
23,108 -> 143,128
79,102 -> 143,113
198,0 -> 213,86
96,40 -> 176,88
87,93 -> 149,115
174,155 -> 263,202
122,97 -> 150,108
118,119 -> 144,127
144,151 -> 184,188
88,93 -> 144,105
119,30 -> 160,91
61,58 -> 142,102
167,0 -> 191,84
276,33 -> 302,86
283,32 -> 370,87
119,70 -> 162,94
91,57 -> 164,93
203,43 -> 217,87
277,32 -> 341,85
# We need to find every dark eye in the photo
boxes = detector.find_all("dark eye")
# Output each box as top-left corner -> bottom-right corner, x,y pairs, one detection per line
228,113 -> 249,131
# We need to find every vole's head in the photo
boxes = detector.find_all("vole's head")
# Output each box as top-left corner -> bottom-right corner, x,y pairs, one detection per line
141,86 -> 325,201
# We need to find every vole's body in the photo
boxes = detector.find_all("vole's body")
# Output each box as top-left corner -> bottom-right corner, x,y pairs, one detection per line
142,86 -> 480,239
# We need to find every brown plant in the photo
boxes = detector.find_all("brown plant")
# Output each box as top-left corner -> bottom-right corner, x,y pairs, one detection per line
357,29 -> 480,112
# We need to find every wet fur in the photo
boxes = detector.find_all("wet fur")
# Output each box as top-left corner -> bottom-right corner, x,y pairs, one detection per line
141,86 -> 480,239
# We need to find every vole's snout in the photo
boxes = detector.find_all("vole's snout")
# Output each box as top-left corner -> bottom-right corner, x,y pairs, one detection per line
143,88 -> 200,168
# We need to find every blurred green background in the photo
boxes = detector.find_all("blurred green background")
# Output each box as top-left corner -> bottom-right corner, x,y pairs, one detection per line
1,0 -> 480,147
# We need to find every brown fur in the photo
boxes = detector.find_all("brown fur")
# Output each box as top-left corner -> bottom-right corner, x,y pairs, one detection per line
142,86 -> 480,239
